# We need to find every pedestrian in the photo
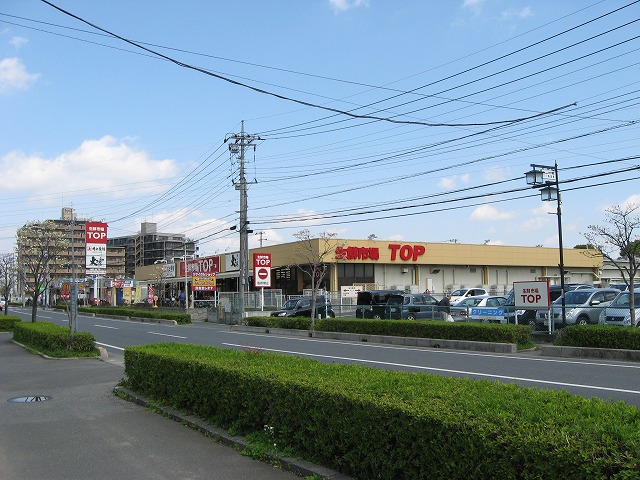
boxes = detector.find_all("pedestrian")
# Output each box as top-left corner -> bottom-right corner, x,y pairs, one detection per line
438,293 -> 451,321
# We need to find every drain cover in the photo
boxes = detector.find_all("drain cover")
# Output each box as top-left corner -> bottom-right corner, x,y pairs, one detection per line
8,396 -> 52,403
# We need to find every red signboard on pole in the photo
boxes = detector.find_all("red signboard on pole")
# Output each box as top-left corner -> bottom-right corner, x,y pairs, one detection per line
253,253 -> 272,288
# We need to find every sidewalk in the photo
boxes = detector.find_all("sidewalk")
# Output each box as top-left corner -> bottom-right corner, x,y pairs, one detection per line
0,334 -> 303,480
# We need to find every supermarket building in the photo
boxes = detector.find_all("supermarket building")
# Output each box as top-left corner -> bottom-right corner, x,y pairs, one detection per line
135,238 -> 603,302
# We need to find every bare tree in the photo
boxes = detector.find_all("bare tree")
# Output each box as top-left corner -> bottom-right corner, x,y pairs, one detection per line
0,253 -> 17,315
16,221 -> 69,323
291,229 -> 341,330
583,203 -> 640,324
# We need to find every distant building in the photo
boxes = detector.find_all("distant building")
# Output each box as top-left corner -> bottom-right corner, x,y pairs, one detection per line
107,222 -> 197,278
16,208 -> 126,303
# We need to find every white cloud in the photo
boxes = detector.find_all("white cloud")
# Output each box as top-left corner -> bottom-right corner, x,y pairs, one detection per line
1,136 -> 178,201
9,36 -> 28,48
469,204 -> 516,222
619,194 -> 640,210
329,0 -> 369,13
438,173 -> 469,190
0,57 -> 39,93
482,167 -> 506,182
462,0 -> 484,13
501,7 -> 533,20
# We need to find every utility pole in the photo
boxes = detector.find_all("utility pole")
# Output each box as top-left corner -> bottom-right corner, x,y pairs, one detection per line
255,231 -> 267,248
227,121 -> 260,320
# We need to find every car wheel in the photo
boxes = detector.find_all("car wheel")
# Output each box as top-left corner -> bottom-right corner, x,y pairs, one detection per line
407,314 -> 416,320
576,316 -> 589,326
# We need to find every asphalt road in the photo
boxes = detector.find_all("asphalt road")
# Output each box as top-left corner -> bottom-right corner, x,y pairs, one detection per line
9,306 -> 640,406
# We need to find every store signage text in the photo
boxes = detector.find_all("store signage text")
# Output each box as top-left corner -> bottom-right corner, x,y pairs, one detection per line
180,256 -> 220,276
335,246 -> 380,260
335,243 -> 426,262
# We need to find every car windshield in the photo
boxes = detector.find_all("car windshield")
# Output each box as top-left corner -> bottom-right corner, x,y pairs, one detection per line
281,298 -> 300,310
450,289 -> 466,297
457,297 -> 482,307
556,291 -> 592,305
610,292 -> 640,307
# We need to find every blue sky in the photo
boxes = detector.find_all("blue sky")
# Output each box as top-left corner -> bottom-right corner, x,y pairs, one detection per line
1,0 -> 639,258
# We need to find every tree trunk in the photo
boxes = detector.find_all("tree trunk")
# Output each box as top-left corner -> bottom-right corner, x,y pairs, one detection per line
31,294 -> 39,322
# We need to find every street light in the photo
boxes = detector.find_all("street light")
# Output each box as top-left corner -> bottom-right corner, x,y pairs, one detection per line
525,162 -> 566,329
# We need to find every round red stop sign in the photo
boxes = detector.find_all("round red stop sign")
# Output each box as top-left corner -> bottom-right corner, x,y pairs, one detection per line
257,268 -> 269,280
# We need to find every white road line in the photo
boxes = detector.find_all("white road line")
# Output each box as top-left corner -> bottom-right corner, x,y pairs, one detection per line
94,325 -> 118,329
224,331 -> 640,370
147,332 -> 187,339
222,342 -> 640,396
96,342 -> 124,351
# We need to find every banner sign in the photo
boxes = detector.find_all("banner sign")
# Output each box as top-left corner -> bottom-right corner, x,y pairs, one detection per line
192,274 -> 216,291
180,256 -> 219,277
85,222 -> 107,275
253,253 -> 272,288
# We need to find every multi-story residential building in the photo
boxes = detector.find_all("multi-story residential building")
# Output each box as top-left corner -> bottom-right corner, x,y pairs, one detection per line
107,222 -> 196,278
16,208 -> 126,303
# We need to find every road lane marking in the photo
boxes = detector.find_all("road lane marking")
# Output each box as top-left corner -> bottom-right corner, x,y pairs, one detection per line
222,342 -> 640,396
94,325 -> 118,329
147,332 -> 187,339
223,331 -> 640,370
97,342 -> 124,351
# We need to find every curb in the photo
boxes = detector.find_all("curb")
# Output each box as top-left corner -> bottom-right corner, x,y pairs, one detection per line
232,325 -> 518,354
113,386 -> 352,480
540,345 -> 640,362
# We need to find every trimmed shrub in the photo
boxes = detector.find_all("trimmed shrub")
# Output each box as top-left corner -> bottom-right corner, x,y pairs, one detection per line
13,322 -> 98,355
123,343 -> 640,479
0,315 -> 22,331
245,316 -> 531,349
78,306 -> 191,324
555,325 -> 640,350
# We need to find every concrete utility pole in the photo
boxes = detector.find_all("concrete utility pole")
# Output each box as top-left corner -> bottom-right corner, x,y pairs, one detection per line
255,231 -> 267,248
227,121 -> 260,320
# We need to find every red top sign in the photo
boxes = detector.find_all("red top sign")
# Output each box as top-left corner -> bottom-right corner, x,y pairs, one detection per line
253,253 -> 272,288
85,222 -> 108,244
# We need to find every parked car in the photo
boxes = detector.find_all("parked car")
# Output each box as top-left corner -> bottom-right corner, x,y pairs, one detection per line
599,291 -> 640,327
449,288 -> 489,305
271,296 -> 335,318
537,288 -> 619,327
384,293 -> 441,320
355,289 -> 403,319
450,295 -> 508,322
607,282 -> 640,292
549,284 -> 591,302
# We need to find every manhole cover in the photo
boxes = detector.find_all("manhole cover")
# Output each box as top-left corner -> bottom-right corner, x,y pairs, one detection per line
7,396 -> 52,403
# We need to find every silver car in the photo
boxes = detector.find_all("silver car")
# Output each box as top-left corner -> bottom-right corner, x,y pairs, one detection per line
599,291 -> 640,327
537,288 -> 619,327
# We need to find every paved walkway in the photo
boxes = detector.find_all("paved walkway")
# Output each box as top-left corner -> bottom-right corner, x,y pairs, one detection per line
0,334 -> 304,480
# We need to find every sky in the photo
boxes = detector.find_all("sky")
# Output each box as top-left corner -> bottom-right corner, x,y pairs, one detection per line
1,0 -> 639,258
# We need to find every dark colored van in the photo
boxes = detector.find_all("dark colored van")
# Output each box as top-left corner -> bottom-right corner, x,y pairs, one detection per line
355,289 -> 403,319
271,296 -> 335,318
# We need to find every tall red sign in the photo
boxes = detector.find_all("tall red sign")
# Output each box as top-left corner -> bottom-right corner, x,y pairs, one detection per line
253,253 -> 272,288
85,221 -> 108,275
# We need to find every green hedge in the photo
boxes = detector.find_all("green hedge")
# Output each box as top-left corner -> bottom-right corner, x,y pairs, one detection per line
245,316 -> 532,349
77,306 -> 191,324
555,325 -> 640,350
13,321 -> 98,355
0,315 -> 22,331
123,343 -> 640,479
